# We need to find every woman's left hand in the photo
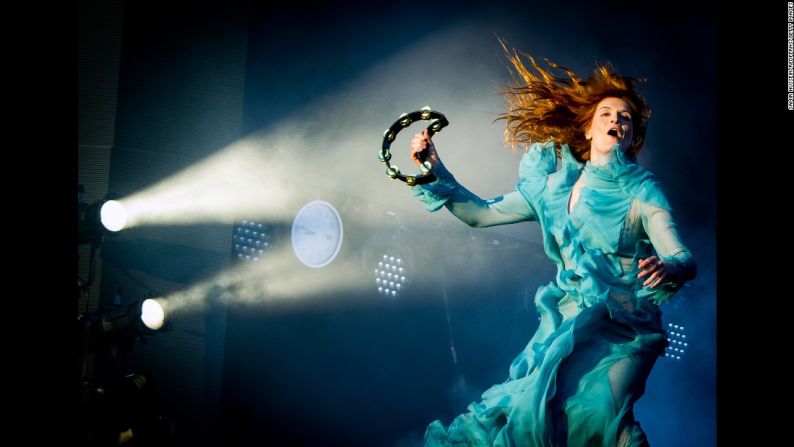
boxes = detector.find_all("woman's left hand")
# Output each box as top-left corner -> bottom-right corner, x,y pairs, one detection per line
637,256 -> 669,288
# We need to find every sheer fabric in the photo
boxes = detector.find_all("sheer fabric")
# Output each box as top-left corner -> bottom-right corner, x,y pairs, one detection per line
412,142 -> 695,447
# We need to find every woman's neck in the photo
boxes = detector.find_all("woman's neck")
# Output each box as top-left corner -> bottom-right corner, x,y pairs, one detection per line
589,150 -> 612,166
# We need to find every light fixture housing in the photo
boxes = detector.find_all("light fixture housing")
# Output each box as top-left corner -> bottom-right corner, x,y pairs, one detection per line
232,220 -> 272,264
78,194 -> 127,246
664,322 -> 687,360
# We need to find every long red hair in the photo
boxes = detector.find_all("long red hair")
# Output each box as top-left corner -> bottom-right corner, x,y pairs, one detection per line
497,40 -> 651,162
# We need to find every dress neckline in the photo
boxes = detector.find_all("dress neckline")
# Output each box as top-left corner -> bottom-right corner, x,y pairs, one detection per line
567,176 -> 584,215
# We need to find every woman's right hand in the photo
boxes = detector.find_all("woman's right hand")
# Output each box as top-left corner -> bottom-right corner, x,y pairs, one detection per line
410,129 -> 441,168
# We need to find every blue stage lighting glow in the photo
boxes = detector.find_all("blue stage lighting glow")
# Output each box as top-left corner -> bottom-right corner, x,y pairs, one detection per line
374,253 -> 409,298
232,220 -> 271,263
664,322 -> 688,361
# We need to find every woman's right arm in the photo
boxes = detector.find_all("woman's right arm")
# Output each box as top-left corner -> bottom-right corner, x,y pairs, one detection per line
409,130 -> 535,227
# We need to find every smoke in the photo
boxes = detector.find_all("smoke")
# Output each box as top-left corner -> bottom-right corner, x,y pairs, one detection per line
152,244 -> 369,315
113,21 -> 533,244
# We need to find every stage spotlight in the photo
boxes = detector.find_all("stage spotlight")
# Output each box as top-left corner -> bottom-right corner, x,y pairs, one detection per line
93,300 -> 147,339
664,322 -> 687,360
232,220 -> 271,263
374,253 -> 410,298
141,299 -> 167,331
79,189 -> 127,246
100,200 -> 128,232
86,297 -> 170,340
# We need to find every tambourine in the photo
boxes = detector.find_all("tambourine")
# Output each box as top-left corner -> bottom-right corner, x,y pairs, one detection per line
378,106 -> 449,186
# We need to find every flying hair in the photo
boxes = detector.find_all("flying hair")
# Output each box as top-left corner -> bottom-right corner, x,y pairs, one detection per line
496,38 -> 651,162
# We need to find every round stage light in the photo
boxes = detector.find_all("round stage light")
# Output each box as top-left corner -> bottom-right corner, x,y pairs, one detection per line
141,299 -> 166,330
100,200 -> 128,232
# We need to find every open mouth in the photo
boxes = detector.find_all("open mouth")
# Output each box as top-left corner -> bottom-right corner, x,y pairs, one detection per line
607,129 -> 619,137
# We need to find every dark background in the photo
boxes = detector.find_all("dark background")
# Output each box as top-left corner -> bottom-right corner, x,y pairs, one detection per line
76,0 -> 722,445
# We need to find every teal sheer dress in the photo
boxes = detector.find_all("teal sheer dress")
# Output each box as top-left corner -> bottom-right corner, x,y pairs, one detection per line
412,142 -> 696,447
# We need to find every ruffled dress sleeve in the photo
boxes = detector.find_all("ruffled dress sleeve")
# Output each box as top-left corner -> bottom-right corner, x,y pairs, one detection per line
637,201 -> 697,302
410,153 -> 537,227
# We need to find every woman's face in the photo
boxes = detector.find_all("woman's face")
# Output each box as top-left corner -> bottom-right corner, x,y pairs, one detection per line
586,97 -> 634,157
